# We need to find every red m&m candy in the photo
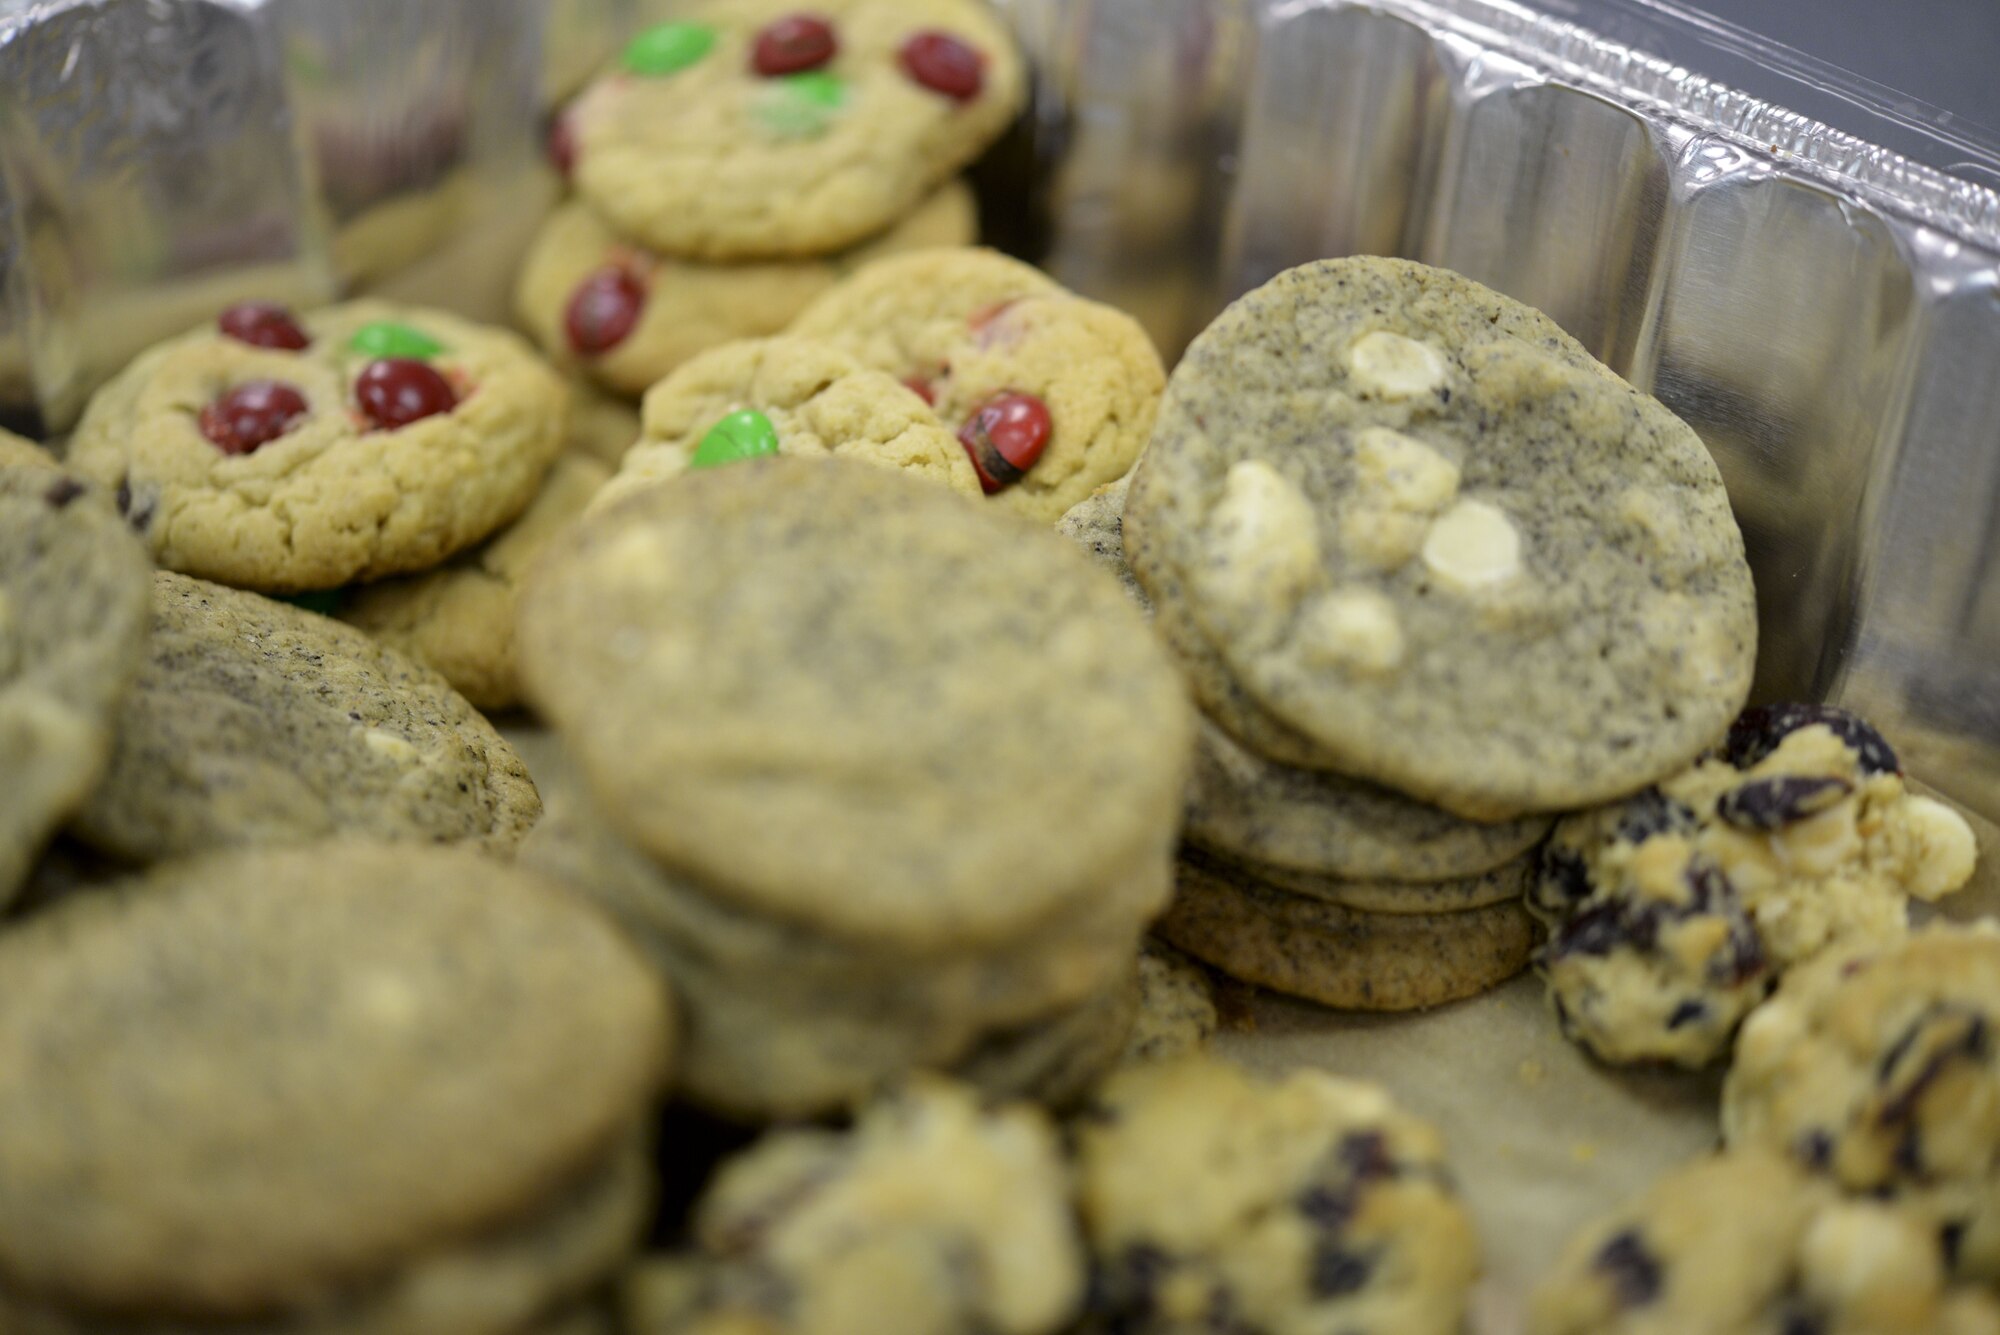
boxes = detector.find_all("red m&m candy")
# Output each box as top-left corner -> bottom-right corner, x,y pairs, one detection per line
565,267 -> 646,357
899,31 -> 983,102
957,391 -> 1050,494
356,359 -> 457,431
199,381 -> 309,455
752,14 -> 838,76
217,302 -> 310,351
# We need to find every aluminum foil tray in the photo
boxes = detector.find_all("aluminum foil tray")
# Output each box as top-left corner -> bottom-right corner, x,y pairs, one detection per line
2,0 -> 1997,826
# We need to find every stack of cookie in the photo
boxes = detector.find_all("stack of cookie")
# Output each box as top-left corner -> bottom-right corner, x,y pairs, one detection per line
515,0 -> 1024,400
517,457 -> 1194,1119
1072,255 -> 1760,1012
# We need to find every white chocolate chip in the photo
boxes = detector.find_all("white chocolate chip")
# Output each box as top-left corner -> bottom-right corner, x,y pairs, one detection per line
1421,500 -> 1522,590
1799,1204 -> 1945,1327
1899,794 -> 1977,901
1339,511 -> 1432,571
1300,588 -> 1405,674
1346,331 -> 1448,400
363,728 -> 417,762
1353,428 -> 1460,513
1198,461 -> 1325,615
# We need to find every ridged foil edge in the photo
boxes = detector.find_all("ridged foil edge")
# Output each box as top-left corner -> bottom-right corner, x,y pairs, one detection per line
1376,0 -> 2000,249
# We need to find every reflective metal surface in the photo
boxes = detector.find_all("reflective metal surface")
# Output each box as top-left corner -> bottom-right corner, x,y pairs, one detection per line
1,0 -> 1997,819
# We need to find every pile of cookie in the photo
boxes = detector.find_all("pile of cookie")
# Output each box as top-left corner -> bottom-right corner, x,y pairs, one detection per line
516,0 -> 1020,402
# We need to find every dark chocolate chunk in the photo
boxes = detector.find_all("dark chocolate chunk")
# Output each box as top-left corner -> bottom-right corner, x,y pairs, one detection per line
1592,1229 -> 1664,1307
1536,845 -> 1595,907
43,476 -> 85,508
1612,787 -> 1699,843
1311,1243 -> 1375,1298
1726,703 -> 1899,776
1667,1000 -> 1708,1029
1715,775 -> 1853,831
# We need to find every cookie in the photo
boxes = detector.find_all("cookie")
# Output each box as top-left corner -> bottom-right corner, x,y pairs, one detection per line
957,958 -> 1143,1109
564,380 -> 644,465
1158,855 -> 1537,1012
1055,470 -> 1550,881
519,457 -> 1192,953
1124,938 -> 1220,1065
1124,256 -> 1758,819
0,466 -> 151,907
0,841 -> 669,1332
623,1079 -> 1085,1335
791,248 -> 1166,521
67,298 -> 566,592
516,180 -> 977,398
521,793 -> 1160,1119
68,572 -> 541,864
590,336 -> 980,513
1204,847 -> 1534,916
1722,925 -> 2000,1282
341,452 -> 610,711
566,0 -> 1023,259
1075,1058 -> 1478,1335
1530,1150 -> 2000,1335
1189,715 -> 1553,882
0,427 -> 54,469
1532,705 -> 1978,1067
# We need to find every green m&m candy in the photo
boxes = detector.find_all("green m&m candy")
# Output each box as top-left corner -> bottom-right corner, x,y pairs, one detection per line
757,71 -> 848,137
690,410 -> 779,469
348,321 -> 442,360
623,22 -> 716,77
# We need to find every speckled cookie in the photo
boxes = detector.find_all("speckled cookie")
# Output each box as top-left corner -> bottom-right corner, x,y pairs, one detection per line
790,248 -> 1166,521
0,841 -> 669,1333
1075,1058 -> 1478,1335
1530,1150 -> 2000,1335
1205,847 -> 1535,916
1055,468 -> 1552,880
566,0 -> 1022,259
0,467 -> 151,907
69,572 -> 541,864
1158,855 -> 1537,1011
520,793 -> 1160,1120
1124,939 -> 1220,1065
957,958 -> 1143,1109
1124,256 -> 1758,819
520,457 -> 1192,953
591,336 -> 979,513
517,180 -> 977,398
623,1079 -> 1085,1335
67,298 -> 566,593
341,453 -> 610,711
1533,705 -> 1978,1068
1723,925 -> 2000,1282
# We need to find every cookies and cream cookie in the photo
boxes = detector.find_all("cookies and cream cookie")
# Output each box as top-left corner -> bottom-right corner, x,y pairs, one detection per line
1723,925 -> 2000,1281
68,299 -> 566,593
1124,256 -> 1758,819
69,572 -> 540,864
0,466 -> 151,906
591,335 -> 980,513
0,841 -> 670,1333
341,452 -> 611,711
1124,939 -> 1220,1065
516,179 -> 976,398
792,248 -> 1165,521
566,0 -> 1023,259
1159,854 -> 1537,1012
624,1079 -> 1084,1335
1530,1150 -> 2000,1335
522,457 -> 1191,953
1075,1058 -> 1479,1335
1533,704 -> 1977,1067
520,792 -> 1157,1119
